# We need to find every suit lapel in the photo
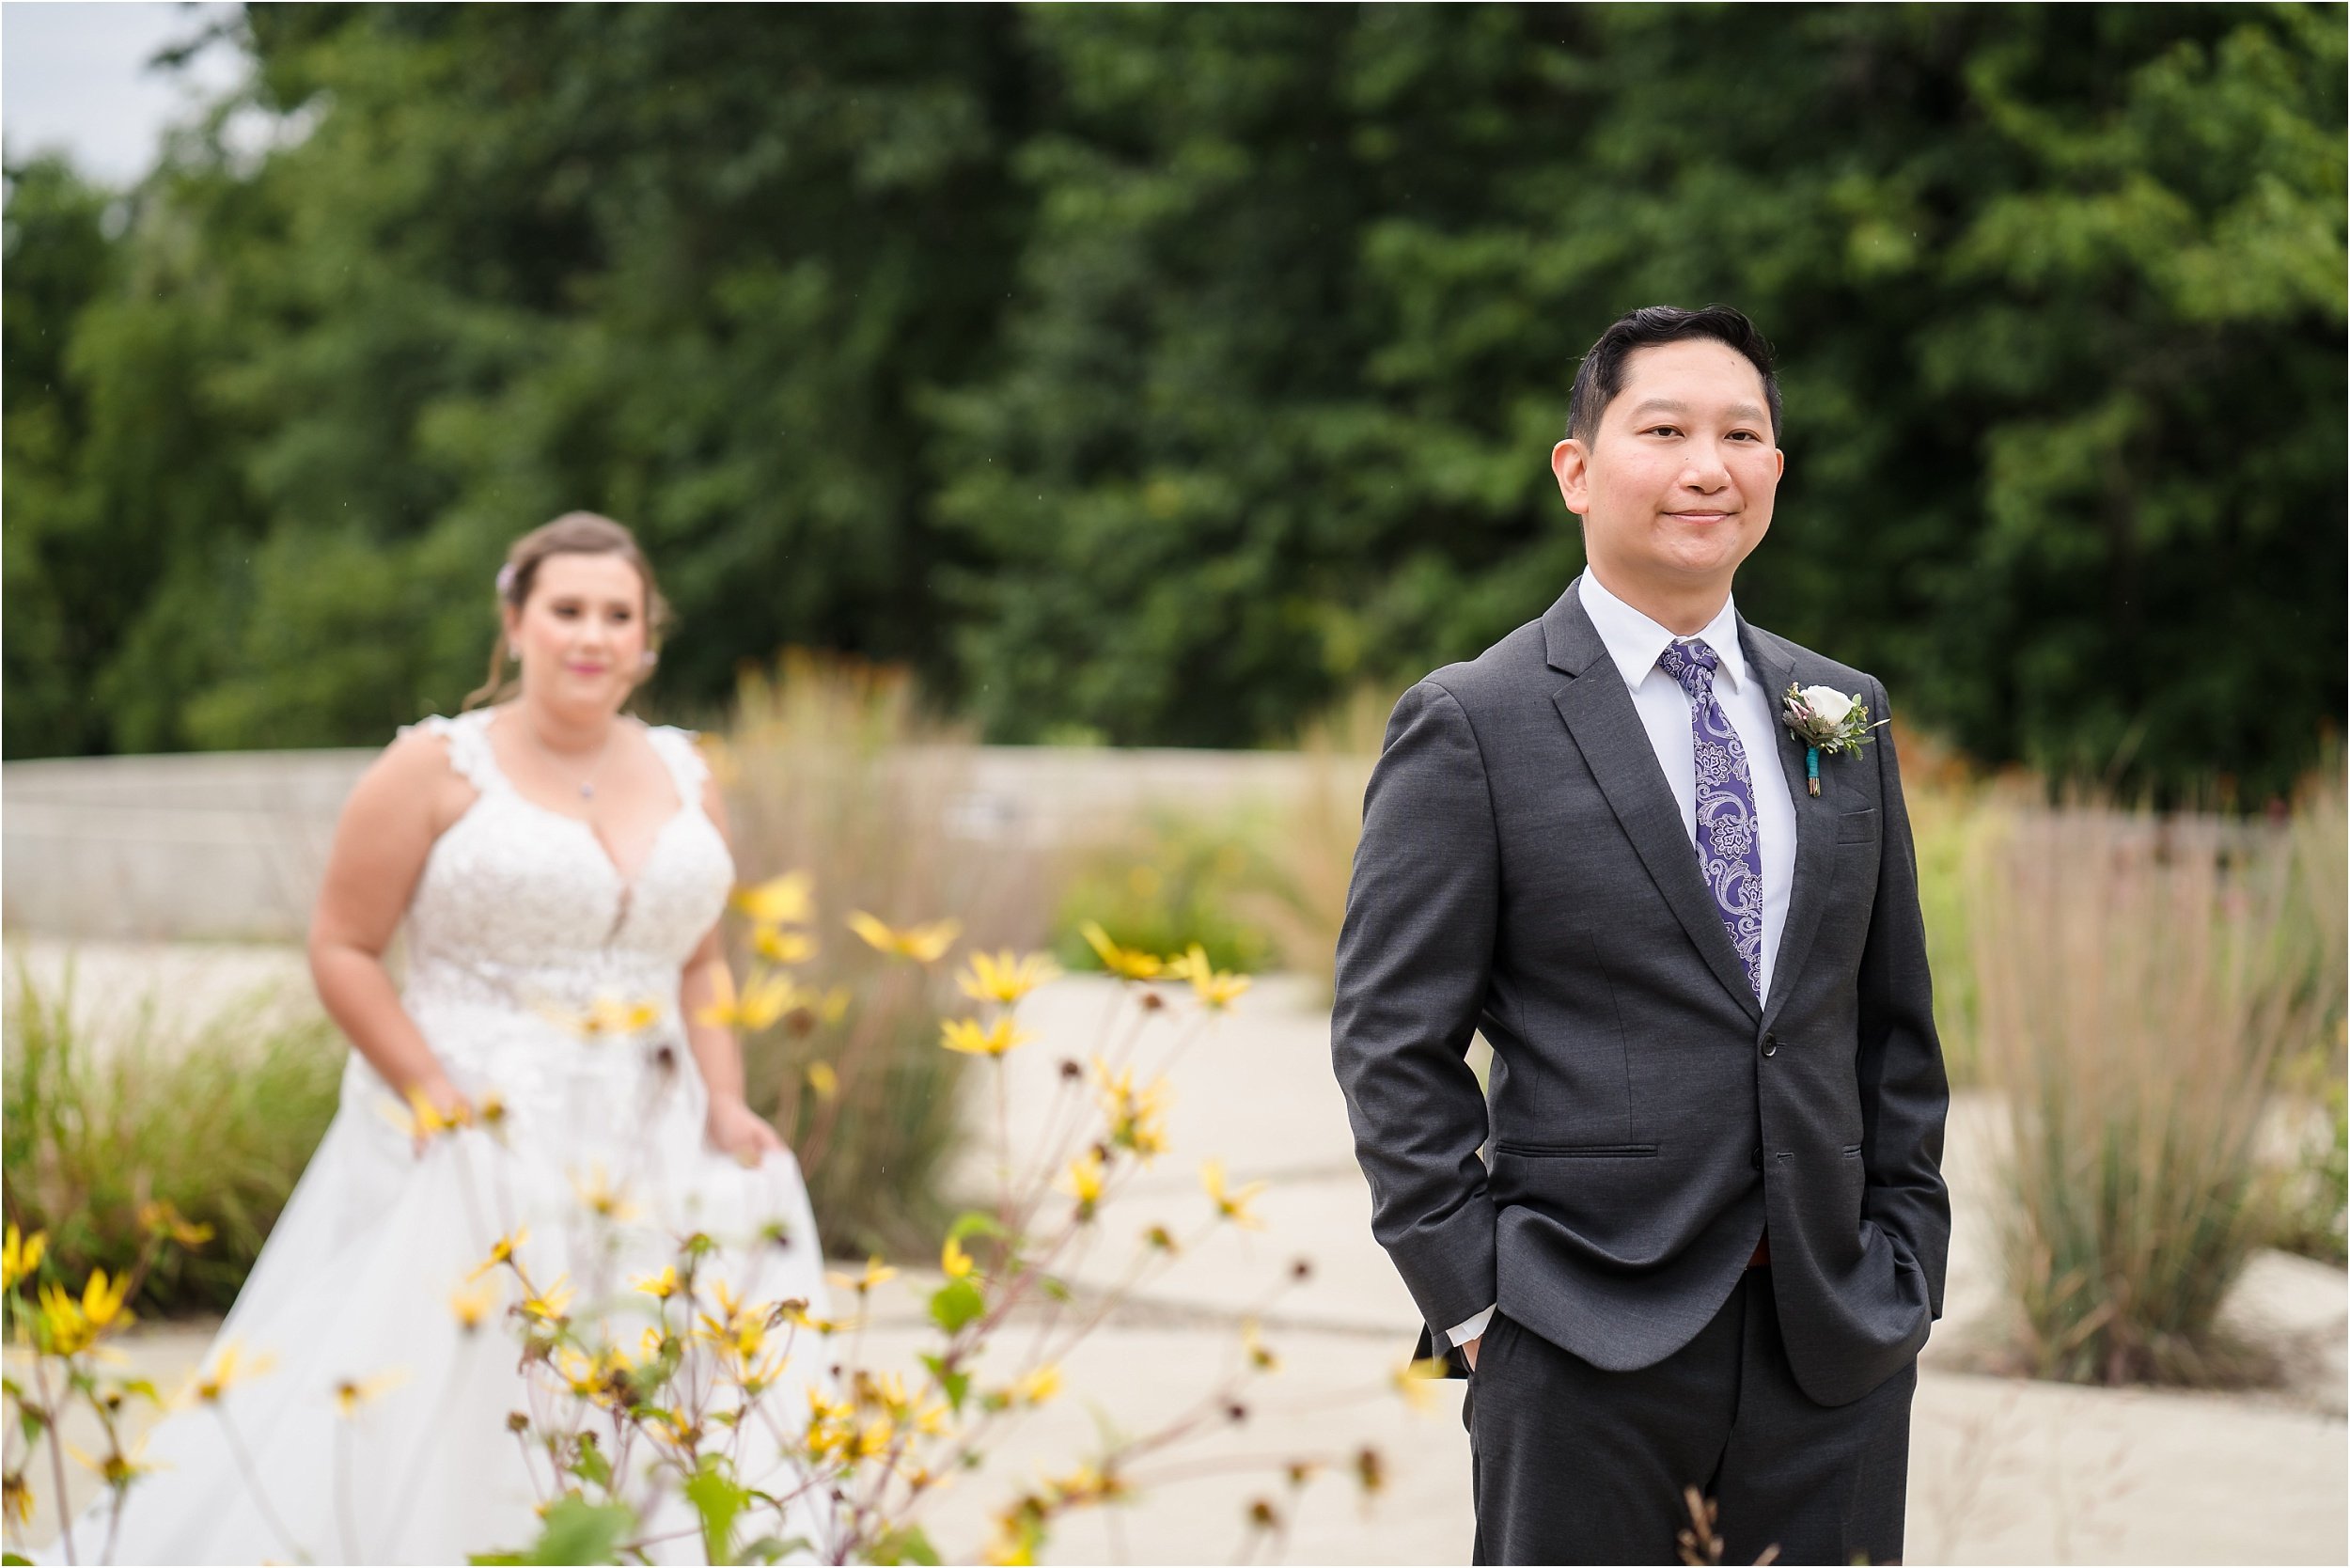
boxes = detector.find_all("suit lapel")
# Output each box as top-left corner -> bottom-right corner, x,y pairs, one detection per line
1545,580 -> 1764,1024
1742,619 -> 1836,1027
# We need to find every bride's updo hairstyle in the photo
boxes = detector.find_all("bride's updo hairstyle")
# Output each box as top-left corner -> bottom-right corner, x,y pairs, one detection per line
462,511 -> 674,711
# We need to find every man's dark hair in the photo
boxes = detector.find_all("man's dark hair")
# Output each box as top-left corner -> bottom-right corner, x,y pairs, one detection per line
1565,305 -> 1781,446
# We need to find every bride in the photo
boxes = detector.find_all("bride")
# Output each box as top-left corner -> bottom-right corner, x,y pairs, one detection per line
53,513 -> 833,1564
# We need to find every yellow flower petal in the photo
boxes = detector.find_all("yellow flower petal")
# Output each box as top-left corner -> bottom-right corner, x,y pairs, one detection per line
752,926 -> 818,965
956,949 -> 1059,1007
1166,944 -> 1251,1010
732,871 -> 815,926
1080,921 -> 1163,980
849,912 -> 963,963
940,1016 -> 1032,1058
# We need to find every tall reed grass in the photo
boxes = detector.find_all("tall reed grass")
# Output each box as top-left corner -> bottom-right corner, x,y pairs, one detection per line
1,960 -> 343,1315
1238,689 -> 1385,993
1969,794 -> 2335,1385
713,652 -> 1055,1259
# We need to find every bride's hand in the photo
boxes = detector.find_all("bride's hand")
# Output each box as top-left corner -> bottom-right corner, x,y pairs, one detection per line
707,1094 -> 786,1167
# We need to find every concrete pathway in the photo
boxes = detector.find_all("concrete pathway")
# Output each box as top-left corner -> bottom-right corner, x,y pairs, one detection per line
7,952 -> 2344,1563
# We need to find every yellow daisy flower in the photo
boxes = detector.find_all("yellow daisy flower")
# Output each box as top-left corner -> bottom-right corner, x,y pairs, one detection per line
332,1369 -> 408,1419
732,871 -> 814,927
940,1016 -> 1031,1058
847,912 -> 963,963
449,1278 -> 501,1332
3,1223 -> 46,1291
1200,1159 -> 1268,1230
1079,921 -> 1162,981
1166,944 -> 1250,1010
187,1341 -> 275,1404
956,949 -> 1059,1007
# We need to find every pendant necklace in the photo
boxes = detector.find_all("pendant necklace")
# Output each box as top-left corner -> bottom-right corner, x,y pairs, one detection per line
530,718 -> 618,801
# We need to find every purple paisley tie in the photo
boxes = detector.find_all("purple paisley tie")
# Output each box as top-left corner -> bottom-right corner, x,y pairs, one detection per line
1655,638 -> 1764,999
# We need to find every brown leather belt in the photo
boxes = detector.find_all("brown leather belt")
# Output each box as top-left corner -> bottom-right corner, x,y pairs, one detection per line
1747,1230 -> 1771,1268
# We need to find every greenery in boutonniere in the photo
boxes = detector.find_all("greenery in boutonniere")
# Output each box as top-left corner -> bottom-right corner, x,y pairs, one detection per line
1781,684 -> 1888,796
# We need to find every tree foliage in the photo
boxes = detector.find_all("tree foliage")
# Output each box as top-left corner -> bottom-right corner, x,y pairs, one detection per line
6,3 -> 2342,797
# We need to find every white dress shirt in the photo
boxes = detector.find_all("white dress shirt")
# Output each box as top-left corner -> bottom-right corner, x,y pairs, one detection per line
1446,568 -> 1798,1351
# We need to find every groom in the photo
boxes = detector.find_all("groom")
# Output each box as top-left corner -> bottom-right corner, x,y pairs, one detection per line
1331,305 -> 1949,1565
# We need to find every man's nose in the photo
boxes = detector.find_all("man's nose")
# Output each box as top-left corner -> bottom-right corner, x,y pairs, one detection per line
1681,447 -> 1731,491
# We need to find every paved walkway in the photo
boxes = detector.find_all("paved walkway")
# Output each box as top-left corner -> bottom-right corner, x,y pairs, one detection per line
8,952 -> 2345,1563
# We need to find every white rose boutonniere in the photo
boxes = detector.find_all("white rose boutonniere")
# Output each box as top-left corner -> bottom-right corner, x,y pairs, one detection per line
1781,682 -> 1888,796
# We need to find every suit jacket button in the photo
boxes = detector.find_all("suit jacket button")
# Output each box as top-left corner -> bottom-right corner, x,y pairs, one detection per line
1762,1031 -> 1779,1058
1750,1144 -> 1762,1168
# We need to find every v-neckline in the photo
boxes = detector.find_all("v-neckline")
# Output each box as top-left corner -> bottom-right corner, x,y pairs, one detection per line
477,709 -> 691,894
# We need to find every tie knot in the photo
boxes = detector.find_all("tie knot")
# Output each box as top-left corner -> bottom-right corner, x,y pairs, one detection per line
1656,637 -> 1721,698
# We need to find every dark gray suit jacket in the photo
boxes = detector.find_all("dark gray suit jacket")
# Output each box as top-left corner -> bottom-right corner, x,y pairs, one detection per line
1331,575 -> 1950,1408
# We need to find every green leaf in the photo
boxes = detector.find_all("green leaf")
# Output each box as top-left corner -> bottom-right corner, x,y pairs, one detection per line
570,1435 -> 613,1492
928,1278 -> 985,1334
947,1210 -> 1008,1244
684,1454 -> 751,1564
869,1525 -> 944,1565
918,1352 -> 972,1414
496,1495 -> 635,1565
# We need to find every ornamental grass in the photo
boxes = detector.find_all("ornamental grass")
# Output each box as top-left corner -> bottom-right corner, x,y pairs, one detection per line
709,651 -> 1058,1262
1,961 -> 341,1317
1969,785 -> 2342,1386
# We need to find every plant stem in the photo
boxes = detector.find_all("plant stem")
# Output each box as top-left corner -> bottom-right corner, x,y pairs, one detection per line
212,1406 -> 307,1563
29,1358 -> 74,1566
335,1419 -> 359,1563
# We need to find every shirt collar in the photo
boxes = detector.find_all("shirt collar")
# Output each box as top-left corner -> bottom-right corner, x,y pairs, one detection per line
1577,569 -> 1751,696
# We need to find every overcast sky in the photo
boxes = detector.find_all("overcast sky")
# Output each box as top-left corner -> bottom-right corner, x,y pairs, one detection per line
4,2 -> 245,185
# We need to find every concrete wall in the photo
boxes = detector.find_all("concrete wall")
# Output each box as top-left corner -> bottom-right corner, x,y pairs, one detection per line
2,745 -> 1354,941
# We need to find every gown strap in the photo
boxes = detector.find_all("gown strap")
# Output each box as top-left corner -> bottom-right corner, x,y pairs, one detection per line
644,723 -> 713,817
399,710 -> 510,797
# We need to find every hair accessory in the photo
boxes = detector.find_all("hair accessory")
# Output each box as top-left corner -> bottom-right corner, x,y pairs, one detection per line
494,561 -> 518,599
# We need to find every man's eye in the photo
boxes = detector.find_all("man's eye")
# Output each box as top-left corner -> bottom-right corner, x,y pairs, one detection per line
1645,425 -> 1682,438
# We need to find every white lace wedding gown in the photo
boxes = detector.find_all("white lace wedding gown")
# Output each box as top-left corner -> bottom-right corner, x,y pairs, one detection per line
53,710 -> 834,1564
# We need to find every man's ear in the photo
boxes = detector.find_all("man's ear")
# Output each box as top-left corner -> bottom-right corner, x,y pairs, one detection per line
1551,438 -> 1591,515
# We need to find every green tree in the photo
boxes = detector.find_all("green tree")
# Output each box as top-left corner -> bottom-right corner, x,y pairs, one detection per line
6,4 -> 2341,798
9,4 -> 1037,753
938,3 -> 2344,795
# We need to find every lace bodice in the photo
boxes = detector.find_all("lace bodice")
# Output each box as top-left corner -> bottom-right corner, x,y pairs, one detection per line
383,708 -> 735,1114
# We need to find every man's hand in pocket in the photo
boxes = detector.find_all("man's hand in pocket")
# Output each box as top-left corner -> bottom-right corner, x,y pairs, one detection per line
1465,1334 -> 1482,1372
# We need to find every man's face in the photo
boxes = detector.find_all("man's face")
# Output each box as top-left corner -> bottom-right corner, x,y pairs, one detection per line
1550,337 -> 1783,595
